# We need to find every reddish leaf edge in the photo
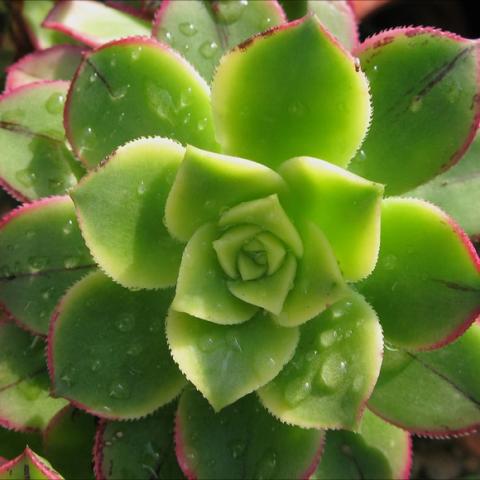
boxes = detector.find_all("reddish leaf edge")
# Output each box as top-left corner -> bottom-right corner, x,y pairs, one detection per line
402,434 -> 413,480
93,419 -> 107,480
4,45 -> 86,92
0,446 -> 61,479
0,196 -> 74,336
0,456 -> 6,466
63,35 -> 209,169
354,27 -> 480,177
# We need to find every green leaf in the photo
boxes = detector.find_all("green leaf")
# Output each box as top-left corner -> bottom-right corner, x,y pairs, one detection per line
5,46 -> 83,91
308,1 -> 357,50
349,28 -> 480,195
369,323 -> 480,435
278,0 -> 307,20
153,0 -> 286,83
176,387 -> 324,479
279,156 -> 384,281
273,222 -> 347,327
71,137 -> 185,290
21,0 -> 76,49
65,37 -> 218,168
0,447 -> 64,479
43,0 -> 150,47
212,15 -> 370,170
358,198 -> 480,350
172,223 -> 258,325
94,401 -> 184,480
406,130 -> 480,239
49,271 -> 186,419
43,406 -> 96,480
312,409 -> 411,480
165,145 -> 287,242
0,196 -> 95,335
167,310 -> 299,410
0,81 -> 85,201
0,427 -> 43,460
0,322 -> 67,432
258,293 -> 383,430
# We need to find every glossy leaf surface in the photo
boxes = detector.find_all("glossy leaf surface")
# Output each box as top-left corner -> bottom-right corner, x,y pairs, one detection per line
0,197 -> 94,335
350,28 -> 480,195
167,310 -> 298,410
212,16 -> 370,169
72,137 -> 185,289
43,0 -> 150,47
0,81 -> 84,201
0,448 -> 63,480
66,37 -> 217,168
369,323 -> 480,435
94,402 -> 183,480
5,46 -> 84,91
359,198 -> 480,350
176,388 -> 324,479
258,293 -> 383,430
49,272 -> 186,419
407,130 -> 480,239
313,410 -> 411,480
153,0 -> 285,82
0,323 -> 67,432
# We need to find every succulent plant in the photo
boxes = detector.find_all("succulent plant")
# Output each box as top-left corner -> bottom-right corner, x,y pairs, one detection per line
1,1 -> 480,479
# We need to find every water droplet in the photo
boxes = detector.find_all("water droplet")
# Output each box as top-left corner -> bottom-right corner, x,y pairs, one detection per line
184,447 -> 198,468
117,314 -> 135,332
89,72 -> 97,83
110,57 -> 117,67
179,22 -> 197,36
109,382 -> 130,399
197,117 -> 208,131
288,101 -> 305,117
372,64 -> 379,72
41,286 -> 53,300
137,180 -> 146,196
115,431 -> 124,439
105,440 -> 113,447
254,352 -> 276,378
226,331 -> 242,352
127,342 -> 143,356
15,169 -> 36,187
284,378 -> 311,405
45,92 -> 65,114
91,359 -> 101,372
61,374 -> 73,387
256,449 -> 277,479
382,253 -> 397,270
157,27 -> 174,44
410,96 -> 422,113
319,329 -> 337,348
357,149 -> 367,161
261,17 -> 272,29
146,83 -> 177,125
113,84 -> 128,100
199,333 -> 223,352
131,46 -> 142,61
217,0 -> 248,25
230,440 -> 246,459
28,256 -> 47,271
63,219 -> 74,235
306,349 -> 318,362
353,375 -> 363,391
319,353 -> 348,389
199,40 -> 219,59
64,256 -> 80,268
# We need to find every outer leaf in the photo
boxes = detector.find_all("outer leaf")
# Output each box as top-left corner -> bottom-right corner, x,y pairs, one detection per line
21,0 -> 76,49
369,323 -> 480,436
153,0 -> 285,82
65,37 -> 217,168
312,409 -> 411,480
5,46 -> 84,91
94,402 -> 184,480
406,130 -> 480,239
48,271 -> 186,419
308,0 -> 358,50
278,0 -> 307,20
0,427 -> 43,459
172,223 -> 258,325
43,0 -> 150,48
72,137 -> 185,290
358,198 -> 480,350
167,310 -> 299,411
165,145 -> 287,243
43,406 -> 96,480
0,447 -> 63,479
0,81 -> 84,201
212,15 -> 370,170
349,27 -> 480,195
176,387 -> 324,480
279,156 -> 384,281
0,196 -> 95,335
0,323 -> 67,432
258,293 -> 383,430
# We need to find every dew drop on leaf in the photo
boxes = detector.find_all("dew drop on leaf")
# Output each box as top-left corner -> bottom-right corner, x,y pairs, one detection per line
217,0 -> 248,25
130,46 -> 142,61
137,180 -> 146,196
109,382 -> 130,399
45,92 -> 65,114
197,117 -> 208,131
127,342 -> 143,356
64,256 -> 80,268
15,169 -> 35,187
410,96 -> 423,113
90,359 -> 101,372
382,253 -> 397,270
179,22 -> 197,37
199,41 -> 219,59
199,333 -> 223,352
319,353 -> 348,389
226,330 -> 242,352
256,449 -> 277,480
28,256 -> 47,271
116,314 -> 135,332
63,219 -> 74,235
319,329 -> 337,348
254,352 -> 276,377
89,72 -> 97,83
284,378 -> 311,405
229,439 -> 247,459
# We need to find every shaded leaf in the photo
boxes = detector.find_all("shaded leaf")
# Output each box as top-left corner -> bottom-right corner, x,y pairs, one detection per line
0,426 -> 43,460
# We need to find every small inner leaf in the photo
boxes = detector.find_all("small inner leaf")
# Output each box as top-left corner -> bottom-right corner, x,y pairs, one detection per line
49,271 -> 186,419
0,447 -> 64,479
258,293 -> 383,430
167,310 -> 299,410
